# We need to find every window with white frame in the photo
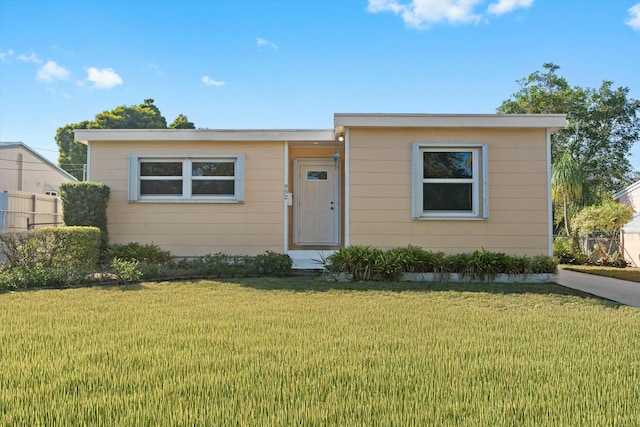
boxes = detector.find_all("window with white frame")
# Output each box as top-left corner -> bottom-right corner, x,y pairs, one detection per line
128,155 -> 245,202
412,143 -> 487,220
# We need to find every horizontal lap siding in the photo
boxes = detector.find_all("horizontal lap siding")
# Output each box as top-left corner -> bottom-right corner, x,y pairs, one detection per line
348,128 -> 550,256
89,140 -> 284,256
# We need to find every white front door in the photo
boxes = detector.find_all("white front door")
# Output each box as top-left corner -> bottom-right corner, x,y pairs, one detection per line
295,159 -> 339,245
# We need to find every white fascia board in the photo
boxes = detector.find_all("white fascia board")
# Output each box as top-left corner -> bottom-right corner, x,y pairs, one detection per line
74,129 -> 335,144
613,180 -> 640,201
334,113 -> 567,131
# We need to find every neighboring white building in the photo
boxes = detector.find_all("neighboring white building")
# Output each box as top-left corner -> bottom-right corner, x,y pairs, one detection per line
0,141 -> 77,194
614,180 -> 640,267
0,142 -> 77,232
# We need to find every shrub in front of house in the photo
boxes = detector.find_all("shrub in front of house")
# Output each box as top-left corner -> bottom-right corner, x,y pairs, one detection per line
59,182 -> 110,252
106,242 -> 173,264
323,245 -> 557,282
0,226 -> 101,289
176,251 -> 293,278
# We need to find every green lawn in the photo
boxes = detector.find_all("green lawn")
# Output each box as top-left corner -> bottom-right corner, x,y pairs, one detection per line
1,278 -> 639,426
561,264 -> 640,283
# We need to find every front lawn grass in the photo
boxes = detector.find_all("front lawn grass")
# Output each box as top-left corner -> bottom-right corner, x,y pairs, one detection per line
561,264 -> 640,283
1,278 -> 639,426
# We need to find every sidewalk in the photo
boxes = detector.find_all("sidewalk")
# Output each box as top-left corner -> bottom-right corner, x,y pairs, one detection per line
555,269 -> 640,308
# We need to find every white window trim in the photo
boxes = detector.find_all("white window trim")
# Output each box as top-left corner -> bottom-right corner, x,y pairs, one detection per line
128,154 -> 245,203
412,142 -> 488,220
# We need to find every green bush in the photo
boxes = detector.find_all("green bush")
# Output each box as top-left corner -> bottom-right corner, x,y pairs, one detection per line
106,242 -> 173,264
0,227 -> 100,269
254,251 -> 294,276
553,237 -> 588,265
323,245 -> 377,281
388,245 -> 446,274
530,255 -> 559,274
60,182 -> 110,251
0,265 -> 67,290
177,251 -> 292,278
0,227 -> 100,289
110,258 -> 144,283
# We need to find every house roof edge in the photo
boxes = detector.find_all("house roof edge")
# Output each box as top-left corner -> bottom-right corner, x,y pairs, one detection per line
334,113 -> 567,131
74,129 -> 336,143
0,141 -> 78,182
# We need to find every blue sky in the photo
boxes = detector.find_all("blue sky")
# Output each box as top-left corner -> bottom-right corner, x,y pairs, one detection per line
1,0 -> 639,171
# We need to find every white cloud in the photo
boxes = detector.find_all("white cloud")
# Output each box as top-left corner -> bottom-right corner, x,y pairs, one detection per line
201,75 -> 226,86
17,52 -> 42,63
36,61 -> 70,82
367,0 -> 534,28
626,3 -> 640,30
85,67 -> 123,89
0,49 -> 14,61
257,37 -> 278,49
487,0 -> 533,15
367,0 -> 484,29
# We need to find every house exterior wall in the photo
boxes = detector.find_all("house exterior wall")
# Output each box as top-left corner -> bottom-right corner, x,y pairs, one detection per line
621,231 -> 640,267
0,145 -> 74,194
615,182 -> 640,214
88,140 -> 285,257
347,127 -> 550,256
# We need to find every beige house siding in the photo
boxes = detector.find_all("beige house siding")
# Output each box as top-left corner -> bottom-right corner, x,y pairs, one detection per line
89,140 -> 285,256
347,127 -> 550,256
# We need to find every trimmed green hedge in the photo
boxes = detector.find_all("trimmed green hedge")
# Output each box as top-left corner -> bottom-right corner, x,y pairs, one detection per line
0,226 -> 101,289
59,182 -> 110,251
176,251 -> 293,278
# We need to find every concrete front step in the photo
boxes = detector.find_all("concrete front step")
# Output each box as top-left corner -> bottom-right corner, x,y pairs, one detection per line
287,250 -> 336,270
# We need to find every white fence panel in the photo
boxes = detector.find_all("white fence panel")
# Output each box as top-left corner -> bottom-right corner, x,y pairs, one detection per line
0,190 -> 63,232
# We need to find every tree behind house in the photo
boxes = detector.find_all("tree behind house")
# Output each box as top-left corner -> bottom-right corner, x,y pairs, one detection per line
498,63 -> 640,198
56,99 -> 196,180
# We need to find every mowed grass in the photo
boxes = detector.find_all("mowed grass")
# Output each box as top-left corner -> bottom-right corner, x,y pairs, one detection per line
1,278 -> 639,426
561,264 -> 640,283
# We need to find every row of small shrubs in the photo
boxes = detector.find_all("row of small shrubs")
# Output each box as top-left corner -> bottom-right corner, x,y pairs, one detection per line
0,235 -> 293,289
0,227 -> 101,289
104,243 -> 294,283
322,245 -> 557,281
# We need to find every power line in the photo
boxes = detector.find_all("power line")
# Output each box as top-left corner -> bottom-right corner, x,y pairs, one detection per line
0,167 -> 85,173
0,158 -> 86,166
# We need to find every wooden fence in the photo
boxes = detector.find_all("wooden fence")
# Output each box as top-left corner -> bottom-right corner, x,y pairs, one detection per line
0,190 -> 63,232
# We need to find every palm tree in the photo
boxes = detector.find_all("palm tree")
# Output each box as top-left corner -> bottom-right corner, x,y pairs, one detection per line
552,151 -> 585,237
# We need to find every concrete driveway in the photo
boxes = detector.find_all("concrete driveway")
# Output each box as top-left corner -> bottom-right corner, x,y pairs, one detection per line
555,269 -> 640,308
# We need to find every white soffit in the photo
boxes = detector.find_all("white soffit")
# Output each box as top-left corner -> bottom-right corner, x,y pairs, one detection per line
74,129 -> 335,144
334,113 -> 568,131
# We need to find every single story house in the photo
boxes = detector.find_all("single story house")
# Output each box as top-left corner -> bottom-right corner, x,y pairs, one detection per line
614,180 -> 640,267
75,113 -> 567,268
